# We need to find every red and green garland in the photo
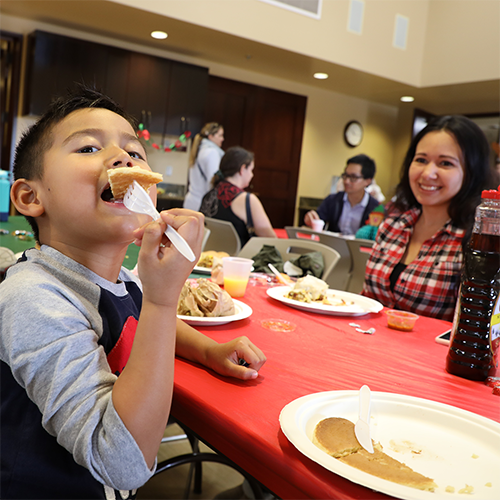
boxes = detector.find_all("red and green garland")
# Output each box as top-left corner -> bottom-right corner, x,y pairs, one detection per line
137,123 -> 191,152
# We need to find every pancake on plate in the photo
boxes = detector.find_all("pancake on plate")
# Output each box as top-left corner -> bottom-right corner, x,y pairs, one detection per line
313,417 -> 437,492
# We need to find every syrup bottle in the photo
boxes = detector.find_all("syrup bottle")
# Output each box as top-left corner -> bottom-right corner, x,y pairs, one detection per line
445,186 -> 500,381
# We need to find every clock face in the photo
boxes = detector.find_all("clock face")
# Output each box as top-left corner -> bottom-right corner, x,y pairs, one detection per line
344,121 -> 363,147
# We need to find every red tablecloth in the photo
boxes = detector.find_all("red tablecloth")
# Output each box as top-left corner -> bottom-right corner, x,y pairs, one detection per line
171,283 -> 499,499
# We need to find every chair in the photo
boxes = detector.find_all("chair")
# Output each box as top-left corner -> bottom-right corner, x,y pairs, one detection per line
154,418 -> 265,499
238,237 -> 341,288
345,238 -> 374,294
203,217 -> 241,256
284,226 -> 352,291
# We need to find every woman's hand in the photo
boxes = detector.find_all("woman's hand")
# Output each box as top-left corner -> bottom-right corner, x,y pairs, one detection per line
204,336 -> 266,380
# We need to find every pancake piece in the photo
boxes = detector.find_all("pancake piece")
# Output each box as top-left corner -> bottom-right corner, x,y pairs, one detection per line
340,446 -> 437,492
312,417 -> 362,457
108,166 -> 163,200
313,417 -> 437,492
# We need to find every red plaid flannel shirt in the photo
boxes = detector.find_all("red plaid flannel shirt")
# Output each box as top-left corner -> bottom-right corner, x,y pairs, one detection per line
362,207 -> 465,321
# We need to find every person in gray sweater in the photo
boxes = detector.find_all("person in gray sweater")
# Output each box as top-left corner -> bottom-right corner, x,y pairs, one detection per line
0,85 -> 266,499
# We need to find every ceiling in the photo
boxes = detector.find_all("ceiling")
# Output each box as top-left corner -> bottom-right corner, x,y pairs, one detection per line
1,0 -> 499,116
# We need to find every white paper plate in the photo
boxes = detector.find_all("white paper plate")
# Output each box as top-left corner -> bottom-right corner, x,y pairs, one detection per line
177,299 -> 252,326
280,391 -> 500,500
266,286 -> 383,316
192,265 -> 212,275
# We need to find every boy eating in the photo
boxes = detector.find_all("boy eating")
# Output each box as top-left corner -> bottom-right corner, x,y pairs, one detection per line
0,85 -> 265,499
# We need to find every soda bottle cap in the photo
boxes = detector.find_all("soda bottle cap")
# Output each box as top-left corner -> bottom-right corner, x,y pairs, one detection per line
481,185 -> 500,200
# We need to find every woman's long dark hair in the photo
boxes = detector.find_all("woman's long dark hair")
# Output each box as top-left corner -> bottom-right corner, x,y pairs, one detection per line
394,115 -> 492,238
212,146 -> 254,187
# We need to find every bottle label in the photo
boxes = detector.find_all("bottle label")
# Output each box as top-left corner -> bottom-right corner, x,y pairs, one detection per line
491,294 -> 500,370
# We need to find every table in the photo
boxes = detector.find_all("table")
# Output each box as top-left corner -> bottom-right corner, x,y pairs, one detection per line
171,282 -> 499,499
0,216 -> 139,270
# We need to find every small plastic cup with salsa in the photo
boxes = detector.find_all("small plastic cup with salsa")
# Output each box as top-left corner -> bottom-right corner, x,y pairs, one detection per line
385,309 -> 419,331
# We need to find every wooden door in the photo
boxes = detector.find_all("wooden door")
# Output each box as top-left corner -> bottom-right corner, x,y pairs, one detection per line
205,76 -> 306,228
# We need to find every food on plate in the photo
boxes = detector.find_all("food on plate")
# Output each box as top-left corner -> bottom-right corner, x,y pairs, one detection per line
108,166 -> 163,199
197,250 -> 230,269
177,278 -> 235,317
313,417 -> 437,492
312,417 -> 362,458
286,275 -> 328,302
286,276 -> 355,307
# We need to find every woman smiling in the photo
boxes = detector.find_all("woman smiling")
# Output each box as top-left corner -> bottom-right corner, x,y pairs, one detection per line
362,115 -> 493,321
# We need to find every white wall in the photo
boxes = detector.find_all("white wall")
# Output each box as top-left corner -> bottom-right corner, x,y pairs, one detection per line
116,0 -> 427,84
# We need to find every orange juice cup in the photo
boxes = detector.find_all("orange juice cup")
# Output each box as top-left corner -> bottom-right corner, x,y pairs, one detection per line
222,257 -> 254,297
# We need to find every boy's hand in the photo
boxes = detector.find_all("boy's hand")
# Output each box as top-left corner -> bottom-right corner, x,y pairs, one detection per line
204,336 -> 266,380
132,209 -> 204,306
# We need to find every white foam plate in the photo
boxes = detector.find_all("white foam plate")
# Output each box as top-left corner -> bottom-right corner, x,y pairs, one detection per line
267,286 -> 383,316
280,390 -> 500,500
177,299 -> 252,326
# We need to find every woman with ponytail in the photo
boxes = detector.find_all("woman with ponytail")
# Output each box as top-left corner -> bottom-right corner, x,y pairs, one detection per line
183,122 -> 225,211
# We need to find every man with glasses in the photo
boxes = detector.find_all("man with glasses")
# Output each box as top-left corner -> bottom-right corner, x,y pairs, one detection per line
305,154 -> 380,235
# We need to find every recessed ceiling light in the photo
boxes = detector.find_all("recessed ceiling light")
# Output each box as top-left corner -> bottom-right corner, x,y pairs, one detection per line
314,72 -> 329,80
151,31 -> 168,40
400,96 -> 414,102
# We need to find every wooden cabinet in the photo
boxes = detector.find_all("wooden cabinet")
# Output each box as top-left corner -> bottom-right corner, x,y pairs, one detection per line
124,51 -> 171,133
23,31 -> 208,136
24,31 -> 118,116
165,61 -> 209,136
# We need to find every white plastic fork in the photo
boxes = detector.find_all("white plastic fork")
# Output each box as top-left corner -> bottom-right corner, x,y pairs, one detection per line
123,180 -> 196,262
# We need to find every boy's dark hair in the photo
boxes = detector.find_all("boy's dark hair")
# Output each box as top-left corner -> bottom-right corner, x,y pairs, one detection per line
213,146 -> 254,187
394,115 -> 493,237
346,154 -> 376,179
13,84 -> 137,242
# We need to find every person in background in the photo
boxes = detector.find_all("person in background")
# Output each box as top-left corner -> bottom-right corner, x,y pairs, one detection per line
304,154 -> 380,235
183,122 -> 225,211
336,176 -> 386,203
362,115 -> 493,321
200,146 -> 275,246
0,86 -> 266,499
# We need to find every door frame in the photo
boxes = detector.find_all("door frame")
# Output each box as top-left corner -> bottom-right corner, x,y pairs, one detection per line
1,30 -> 23,172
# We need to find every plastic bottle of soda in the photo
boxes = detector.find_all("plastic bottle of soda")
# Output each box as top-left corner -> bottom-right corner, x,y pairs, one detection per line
445,186 -> 500,381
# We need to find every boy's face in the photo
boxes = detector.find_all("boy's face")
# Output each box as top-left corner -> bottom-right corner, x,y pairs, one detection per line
35,108 -> 152,249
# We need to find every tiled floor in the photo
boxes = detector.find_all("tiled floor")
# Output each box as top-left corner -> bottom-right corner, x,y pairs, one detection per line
137,423 -> 246,500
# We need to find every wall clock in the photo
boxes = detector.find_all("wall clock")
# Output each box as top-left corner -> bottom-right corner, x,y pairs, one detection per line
344,120 -> 363,147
